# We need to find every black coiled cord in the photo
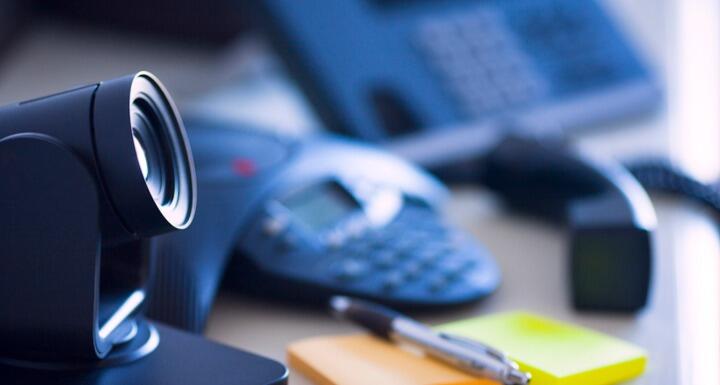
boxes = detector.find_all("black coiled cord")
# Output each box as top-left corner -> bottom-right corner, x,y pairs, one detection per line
625,160 -> 720,216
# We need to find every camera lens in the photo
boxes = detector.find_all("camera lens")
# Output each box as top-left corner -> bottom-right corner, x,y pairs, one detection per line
130,91 -> 177,206
132,130 -> 150,180
130,75 -> 195,230
93,72 -> 196,238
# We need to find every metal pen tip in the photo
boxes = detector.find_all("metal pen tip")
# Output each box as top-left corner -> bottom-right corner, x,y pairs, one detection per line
505,369 -> 531,385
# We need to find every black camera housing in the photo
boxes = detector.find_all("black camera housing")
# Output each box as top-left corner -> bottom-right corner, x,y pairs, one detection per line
0,73 -> 287,384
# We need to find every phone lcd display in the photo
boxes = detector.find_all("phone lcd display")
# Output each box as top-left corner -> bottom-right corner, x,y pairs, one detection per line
282,182 -> 360,233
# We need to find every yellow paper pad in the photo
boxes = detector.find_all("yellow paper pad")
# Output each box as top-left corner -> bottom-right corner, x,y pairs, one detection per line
288,334 -> 497,385
438,312 -> 647,385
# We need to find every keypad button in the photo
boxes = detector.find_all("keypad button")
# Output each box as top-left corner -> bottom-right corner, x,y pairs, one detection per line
404,262 -> 424,280
383,272 -> 405,292
365,235 -> 386,249
443,259 -> 476,280
398,248 -> 417,261
344,241 -> 371,256
394,237 -> 416,251
417,222 -> 447,235
463,259 -> 479,270
372,231 -> 395,244
417,250 -> 441,267
425,244 -> 453,260
373,250 -> 399,269
428,276 -> 449,293
401,230 -> 427,243
332,260 -> 368,282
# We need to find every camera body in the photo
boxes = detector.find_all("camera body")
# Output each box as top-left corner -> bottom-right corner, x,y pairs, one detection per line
0,74 -> 180,364
0,73 -> 287,384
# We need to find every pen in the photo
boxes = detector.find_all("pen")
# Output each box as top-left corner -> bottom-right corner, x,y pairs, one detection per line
329,296 -> 531,385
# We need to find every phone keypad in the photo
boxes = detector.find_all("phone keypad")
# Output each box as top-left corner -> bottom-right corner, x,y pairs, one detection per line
415,1 -> 636,119
416,8 -> 547,118
325,206 -> 493,298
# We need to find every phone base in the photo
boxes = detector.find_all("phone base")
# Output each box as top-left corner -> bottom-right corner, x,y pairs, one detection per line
0,322 -> 289,385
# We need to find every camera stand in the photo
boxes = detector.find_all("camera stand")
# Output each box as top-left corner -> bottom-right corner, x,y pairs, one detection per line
0,321 -> 288,385
0,132 -> 288,384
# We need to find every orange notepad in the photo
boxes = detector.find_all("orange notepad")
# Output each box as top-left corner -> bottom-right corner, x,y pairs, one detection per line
288,312 -> 647,385
288,334 -> 498,385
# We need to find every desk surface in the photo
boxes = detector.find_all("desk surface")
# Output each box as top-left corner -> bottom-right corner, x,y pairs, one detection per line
0,1 -> 717,384
207,194 -> 693,385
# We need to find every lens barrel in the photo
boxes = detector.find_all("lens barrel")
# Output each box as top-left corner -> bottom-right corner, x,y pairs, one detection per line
94,72 -> 196,238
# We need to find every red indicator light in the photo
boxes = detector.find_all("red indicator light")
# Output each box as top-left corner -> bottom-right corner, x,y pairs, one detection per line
232,158 -> 257,177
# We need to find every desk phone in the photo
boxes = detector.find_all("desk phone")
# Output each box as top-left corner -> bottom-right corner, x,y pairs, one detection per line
231,179 -> 498,305
252,0 -> 660,141
148,116 -> 500,332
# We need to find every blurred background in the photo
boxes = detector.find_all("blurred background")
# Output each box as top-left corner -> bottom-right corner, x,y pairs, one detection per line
0,0 -> 718,383
0,0 -> 713,172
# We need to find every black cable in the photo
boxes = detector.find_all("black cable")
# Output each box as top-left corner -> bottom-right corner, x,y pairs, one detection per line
625,160 -> 720,216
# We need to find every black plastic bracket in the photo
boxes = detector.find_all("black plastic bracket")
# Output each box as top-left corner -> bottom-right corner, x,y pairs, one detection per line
0,134 -> 156,366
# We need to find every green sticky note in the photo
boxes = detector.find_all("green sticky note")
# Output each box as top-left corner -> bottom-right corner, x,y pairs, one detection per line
438,312 -> 647,385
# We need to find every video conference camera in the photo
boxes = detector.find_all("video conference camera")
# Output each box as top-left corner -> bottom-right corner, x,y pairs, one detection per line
0,72 -> 287,384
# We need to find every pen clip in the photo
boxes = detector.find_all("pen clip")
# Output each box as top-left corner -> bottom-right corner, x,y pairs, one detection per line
438,332 -> 519,369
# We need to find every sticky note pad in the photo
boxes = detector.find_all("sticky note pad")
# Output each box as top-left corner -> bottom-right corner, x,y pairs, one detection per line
438,312 -> 647,385
288,334 -> 497,385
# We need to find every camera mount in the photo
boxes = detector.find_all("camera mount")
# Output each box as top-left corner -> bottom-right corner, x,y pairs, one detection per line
0,73 -> 288,384
0,134 -> 158,367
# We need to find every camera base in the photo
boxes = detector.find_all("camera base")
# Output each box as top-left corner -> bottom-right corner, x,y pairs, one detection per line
0,319 -> 159,370
0,322 -> 289,385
